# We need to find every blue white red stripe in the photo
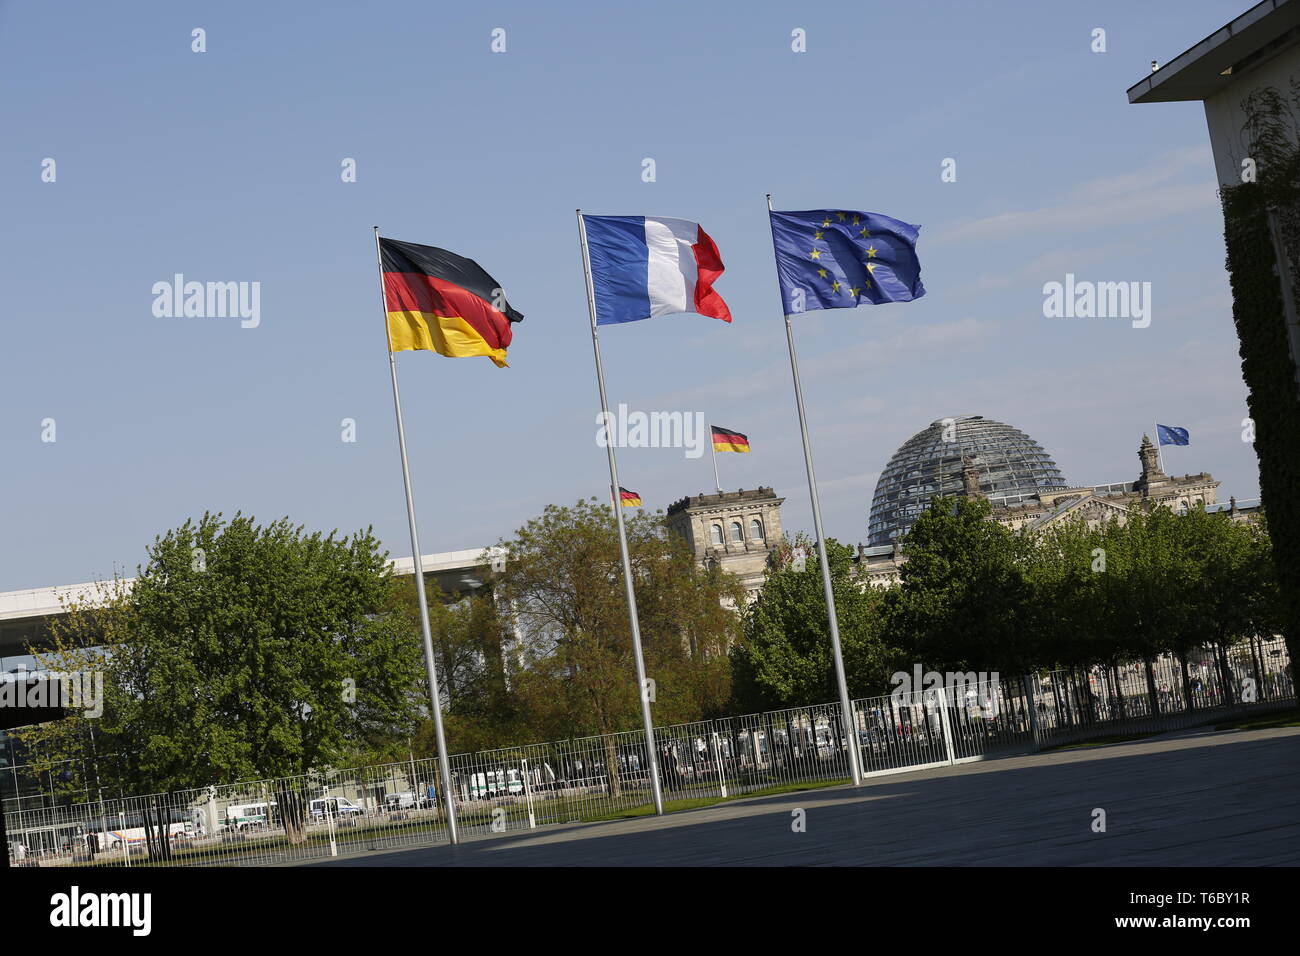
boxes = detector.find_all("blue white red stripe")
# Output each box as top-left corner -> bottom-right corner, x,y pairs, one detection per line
582,215 -> 731,325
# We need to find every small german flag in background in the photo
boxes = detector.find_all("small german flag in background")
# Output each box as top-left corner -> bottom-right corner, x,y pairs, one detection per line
380,237 -> 523,367
711,425 -> 750,453
617,487 -> 642,507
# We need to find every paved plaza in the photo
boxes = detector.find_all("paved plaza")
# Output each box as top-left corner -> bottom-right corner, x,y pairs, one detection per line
304,725 -> 1300,867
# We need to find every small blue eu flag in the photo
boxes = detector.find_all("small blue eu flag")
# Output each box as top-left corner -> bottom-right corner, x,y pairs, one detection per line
1156,424 -> 1190,446
768,209 -> 924,315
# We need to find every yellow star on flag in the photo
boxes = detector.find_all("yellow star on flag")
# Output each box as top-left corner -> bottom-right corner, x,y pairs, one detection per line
821,218 -> 831,227
837,212 -> 846,221
814,230 -> 824,239
810,248 -> 821,259
866,262 -> 877,273
850,286 -> 861,296
817,268 -> 828,278
831,280 -> 841,292
859,227 -> 870,237
866,245 -> 878,257
851,215 -> 860,226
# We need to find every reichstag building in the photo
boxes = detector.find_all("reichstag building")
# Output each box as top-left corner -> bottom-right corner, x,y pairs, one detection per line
867,415 -> 1068,546
855,413 -> 1257,587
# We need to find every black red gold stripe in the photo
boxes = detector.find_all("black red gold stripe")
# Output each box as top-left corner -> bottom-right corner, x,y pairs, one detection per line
618,487 -> 642,507
711,425 -> 750,453
380,237 -> 523,367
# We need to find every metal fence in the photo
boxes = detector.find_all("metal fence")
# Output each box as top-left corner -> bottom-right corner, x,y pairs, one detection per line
4,637 -> 1292,867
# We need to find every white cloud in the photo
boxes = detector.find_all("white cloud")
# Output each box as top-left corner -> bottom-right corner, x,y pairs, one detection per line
802,317 -> 998,378
931,146 -> 1219,246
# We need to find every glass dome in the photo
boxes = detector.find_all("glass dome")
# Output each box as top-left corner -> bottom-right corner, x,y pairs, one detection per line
867,415 -> 1068,545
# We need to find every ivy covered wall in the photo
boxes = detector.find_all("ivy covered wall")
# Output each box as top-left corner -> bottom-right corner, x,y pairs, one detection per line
1220,84 -> 1300,686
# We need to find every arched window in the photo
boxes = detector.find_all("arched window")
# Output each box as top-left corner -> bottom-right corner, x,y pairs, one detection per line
749,518 -> 764,540
730,521 -> 743,542
710,523 -> 723,546
1177,499 -> 1189,515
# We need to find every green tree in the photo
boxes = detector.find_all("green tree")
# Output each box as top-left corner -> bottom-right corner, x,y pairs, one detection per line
494,498 -> 741,785
348,582 -> 514,764
730,535 -> 894,712
885,497 -> 1036,674
1018,505 -> 1281,712
1170,506 -> 1281,703
432,589 -> 522,754
20,512 -> 423,846
1029,510 -> 1188,717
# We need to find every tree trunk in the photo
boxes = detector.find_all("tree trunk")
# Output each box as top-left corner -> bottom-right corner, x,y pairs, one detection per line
278,789 -> 308,845
764,716 -> 779,770
1248,636 -> 1264,702
602,734 -> 622,798
1284,634 -> 1300,713
1072,668 -> 1092,724
142,802 -> 163,861
1145,658 -> 1160,716
1216,641 -> 1236,706
156,803 -> 172,861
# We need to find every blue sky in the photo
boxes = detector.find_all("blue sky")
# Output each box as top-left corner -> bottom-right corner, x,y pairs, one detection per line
0,0 -> 1258,589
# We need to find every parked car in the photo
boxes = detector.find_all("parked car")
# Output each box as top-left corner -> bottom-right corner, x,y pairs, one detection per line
384,792 -> 416,811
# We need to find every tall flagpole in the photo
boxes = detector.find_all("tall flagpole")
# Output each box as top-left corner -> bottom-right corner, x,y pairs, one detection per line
765,195 -> 864,787
373,226 -> 461,844
576,210 -> 665,816
710,430 -> 723,493
1154,422 -> 1166,473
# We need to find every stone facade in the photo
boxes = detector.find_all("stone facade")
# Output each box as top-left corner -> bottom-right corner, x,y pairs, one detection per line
992,435 -> 1221,533
855,540 -> 905,589
666,487 -> 785,604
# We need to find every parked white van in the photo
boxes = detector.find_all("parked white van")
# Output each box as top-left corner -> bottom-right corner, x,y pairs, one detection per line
382,791 -> 426,811
309,796 -> 364,820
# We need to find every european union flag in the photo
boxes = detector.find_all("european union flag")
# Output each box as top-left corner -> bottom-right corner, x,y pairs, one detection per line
768,209 -> 924,315
1156,424 -> 1190,446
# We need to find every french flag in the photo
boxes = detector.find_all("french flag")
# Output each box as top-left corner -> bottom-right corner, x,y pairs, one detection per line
582,215 -> 732,326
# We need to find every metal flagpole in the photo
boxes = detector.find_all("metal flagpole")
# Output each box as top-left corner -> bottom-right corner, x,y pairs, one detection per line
710,429 -> 723,493
765,195 -> 864,787
575,209 -> 665,816
373,226 -> 461,844
1154,422 -> 1166,473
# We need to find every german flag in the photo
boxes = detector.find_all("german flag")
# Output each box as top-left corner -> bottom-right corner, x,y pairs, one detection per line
617,487 -> 642,507
711,425 -> 750,453
380,236 -> 523,368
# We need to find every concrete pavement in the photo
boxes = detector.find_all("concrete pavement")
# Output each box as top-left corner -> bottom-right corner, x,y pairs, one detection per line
303,725 -> 1300,866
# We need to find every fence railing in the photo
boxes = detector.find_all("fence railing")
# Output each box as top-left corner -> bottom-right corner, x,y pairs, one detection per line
4,638 -> 1292,867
